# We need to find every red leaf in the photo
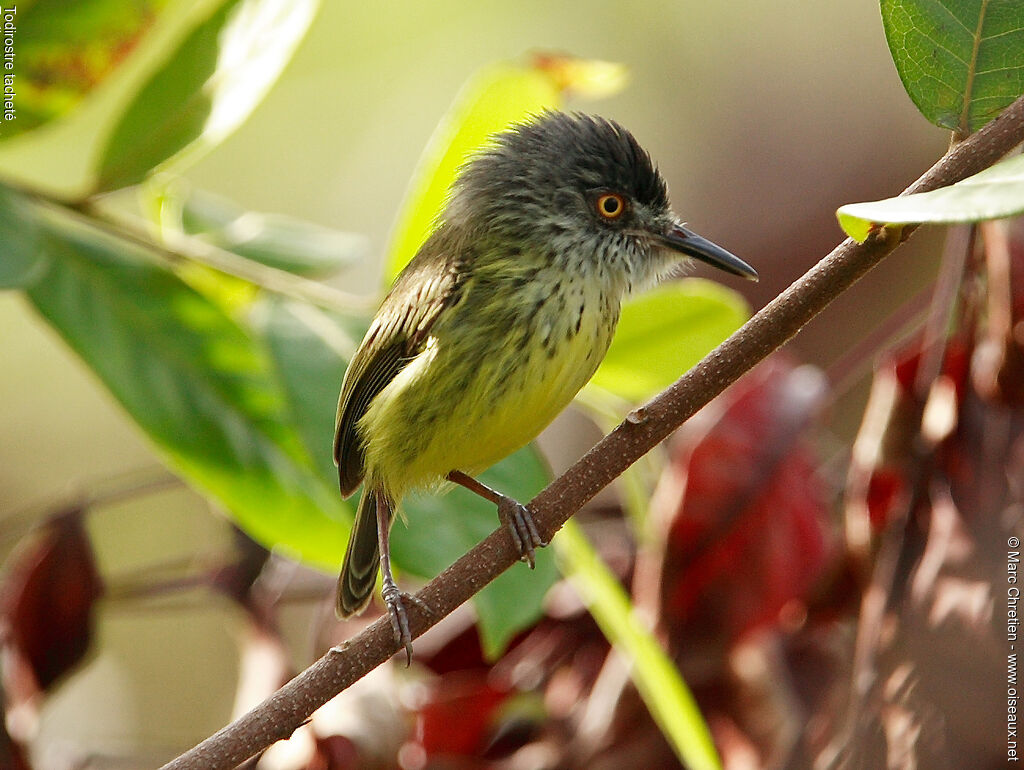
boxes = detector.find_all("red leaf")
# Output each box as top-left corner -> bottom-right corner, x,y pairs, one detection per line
413,673 -> 510,758
2,511 -> 103,695
643,356 -> 834,647
414,613 -> 492,676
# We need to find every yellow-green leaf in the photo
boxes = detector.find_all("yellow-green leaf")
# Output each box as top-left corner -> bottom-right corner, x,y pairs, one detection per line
384,54 -> 628,282
0,0 -> 171,139
837,153 -> 1024,242
27,214 -> 350,571
96,0 -> 318,191
588,279 -> 750,403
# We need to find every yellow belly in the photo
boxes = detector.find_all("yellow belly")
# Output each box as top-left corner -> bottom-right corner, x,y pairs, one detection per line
359,274 -> 618,496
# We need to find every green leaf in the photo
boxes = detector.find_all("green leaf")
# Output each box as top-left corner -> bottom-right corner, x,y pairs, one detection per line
26,214 -> 349,571
837,152 -> 1024,242
0,186 -> 46,288
390,445 -> 557,658
881,0 -> 1024,133
250,297 -> 365,484
153,185 -> 367,277
385,54 -> 628,281
556,521 -> 721,770
95,0 -> 318,191
587,280 -> 750,403
0,0 -> 170,138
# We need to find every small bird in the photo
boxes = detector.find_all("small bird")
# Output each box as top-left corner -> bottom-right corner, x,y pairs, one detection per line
334,112 -> 756,659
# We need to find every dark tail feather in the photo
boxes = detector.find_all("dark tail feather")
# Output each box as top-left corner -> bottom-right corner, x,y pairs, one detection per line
336,487 -> 388,617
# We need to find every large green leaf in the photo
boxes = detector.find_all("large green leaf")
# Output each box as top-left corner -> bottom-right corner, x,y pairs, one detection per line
249,297 -> 365,485
384,54 -> 627,281
0,186 -> 46,288
837,151 -> 1024,242
391,445 -> 557,658
0,0 -> 170,138
881,0 -> 1024,133
95,0 -> 318,191
587,280 -> 750,403
27,214 -> 349,570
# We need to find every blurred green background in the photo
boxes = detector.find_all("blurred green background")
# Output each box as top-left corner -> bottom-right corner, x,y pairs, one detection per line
0,0 -> 948,761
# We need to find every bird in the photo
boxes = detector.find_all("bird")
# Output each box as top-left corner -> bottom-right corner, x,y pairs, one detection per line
333,111 -> 757,660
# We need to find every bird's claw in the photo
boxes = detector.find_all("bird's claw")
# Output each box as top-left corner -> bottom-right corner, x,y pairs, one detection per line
498,497 -> 546,569
380,583 -> 432,665
380,582 -> 412,664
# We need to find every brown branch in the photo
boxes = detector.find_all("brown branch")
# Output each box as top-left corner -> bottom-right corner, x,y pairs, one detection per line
159,93 -> 1024,770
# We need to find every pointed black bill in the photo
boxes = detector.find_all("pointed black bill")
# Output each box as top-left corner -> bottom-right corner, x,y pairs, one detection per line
657,223 -> 758,281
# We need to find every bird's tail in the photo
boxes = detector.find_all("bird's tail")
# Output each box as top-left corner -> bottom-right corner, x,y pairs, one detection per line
336,487 -> 389,617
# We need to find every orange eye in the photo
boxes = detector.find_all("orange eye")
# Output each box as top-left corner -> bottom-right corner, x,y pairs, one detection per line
595,193 -> 626,220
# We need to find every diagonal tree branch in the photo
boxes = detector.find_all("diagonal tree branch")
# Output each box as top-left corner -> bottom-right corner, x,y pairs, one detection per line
159,93 -> 1024,770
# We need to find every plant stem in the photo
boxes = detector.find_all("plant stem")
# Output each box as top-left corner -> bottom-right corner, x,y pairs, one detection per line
9,180 -> 377,316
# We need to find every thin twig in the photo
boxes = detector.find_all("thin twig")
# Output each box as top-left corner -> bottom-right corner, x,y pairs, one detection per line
159,93 -> 1024,770
0,468 -> 183,549
15,184 -> 377,316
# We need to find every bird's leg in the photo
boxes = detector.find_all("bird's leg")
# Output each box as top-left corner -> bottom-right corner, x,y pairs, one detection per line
446,470 -> 546,569
375,488 -> 417,665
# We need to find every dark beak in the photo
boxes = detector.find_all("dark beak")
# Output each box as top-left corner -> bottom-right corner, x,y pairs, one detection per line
656,223 -> 758,281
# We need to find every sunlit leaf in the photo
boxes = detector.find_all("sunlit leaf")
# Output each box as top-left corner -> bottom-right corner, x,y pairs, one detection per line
0,186 -> 46,288
27,214 -> 349,571
587,279 -> 750,403
384,54 -> 628,281
556,521 -> 722,770
152,185 -> 368,277
96,0 -> 318,191
0,0 -> 170,138
391,445 -> 557,658
837,152 -> 1024,242
881,0 -> 1024,132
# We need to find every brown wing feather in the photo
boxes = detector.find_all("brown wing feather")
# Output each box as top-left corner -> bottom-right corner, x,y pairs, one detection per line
333,229 -> 466,496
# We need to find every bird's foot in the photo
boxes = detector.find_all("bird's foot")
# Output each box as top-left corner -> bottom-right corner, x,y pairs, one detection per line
380,582 -> 432,666
497,497 -> 546,569
444,471 -> 548,568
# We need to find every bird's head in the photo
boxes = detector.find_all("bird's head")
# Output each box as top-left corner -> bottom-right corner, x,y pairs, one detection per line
446,111 -> 757,286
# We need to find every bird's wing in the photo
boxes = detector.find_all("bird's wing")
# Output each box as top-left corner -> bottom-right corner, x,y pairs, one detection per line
334,233 -> 466,496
